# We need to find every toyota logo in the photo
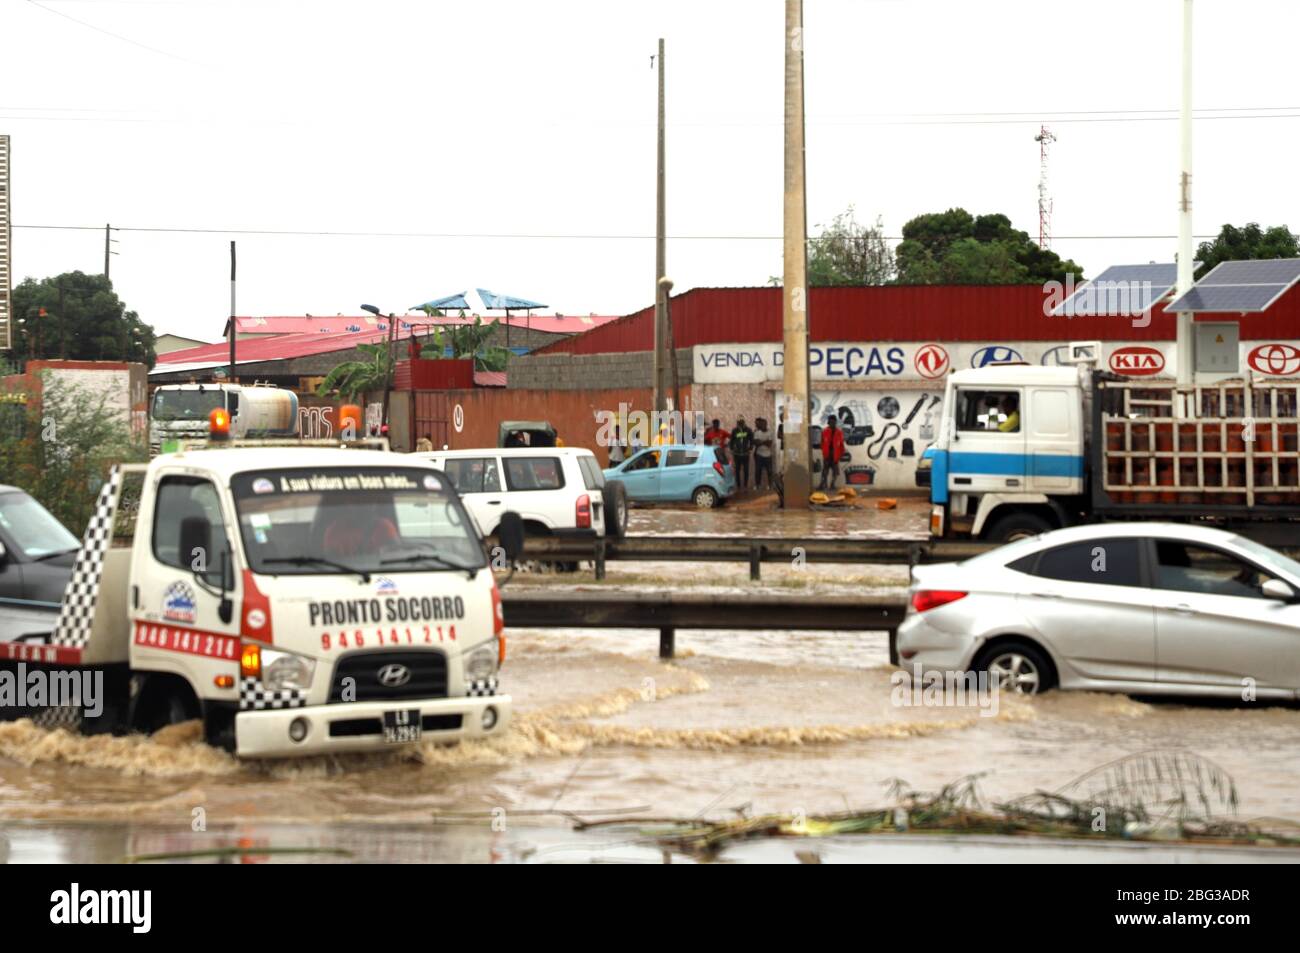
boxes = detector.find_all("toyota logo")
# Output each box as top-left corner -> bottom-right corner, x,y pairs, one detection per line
377,664 -> 412,688
1248,343 -> 1300,376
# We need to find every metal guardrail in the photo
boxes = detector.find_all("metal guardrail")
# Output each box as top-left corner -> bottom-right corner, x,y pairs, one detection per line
519,535 -> 993,580
500,589 -> 907,658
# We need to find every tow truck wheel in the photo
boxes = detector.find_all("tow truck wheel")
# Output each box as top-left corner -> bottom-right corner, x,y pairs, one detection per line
130,674 -> 201,735
984,511 -> 1052,543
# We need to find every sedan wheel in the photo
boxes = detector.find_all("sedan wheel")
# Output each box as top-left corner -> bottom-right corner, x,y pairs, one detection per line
693,486 -> 719,508
986,651 -> 1043,695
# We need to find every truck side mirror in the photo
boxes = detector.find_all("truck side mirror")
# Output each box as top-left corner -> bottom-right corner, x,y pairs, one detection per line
496,511 -> 525,563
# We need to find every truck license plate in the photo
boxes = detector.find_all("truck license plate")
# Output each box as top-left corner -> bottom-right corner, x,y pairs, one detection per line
382,709 -> 421,744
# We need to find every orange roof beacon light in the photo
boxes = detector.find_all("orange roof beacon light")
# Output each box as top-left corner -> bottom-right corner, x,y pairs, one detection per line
209,407 -> 232,441
339,403 -> 363,440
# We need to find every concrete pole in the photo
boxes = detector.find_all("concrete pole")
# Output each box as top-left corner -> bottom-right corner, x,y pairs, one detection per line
228,241 -> 236,383
653,38 -> 669,413
781,0 -> 812,508
1175,0 -> 1195,389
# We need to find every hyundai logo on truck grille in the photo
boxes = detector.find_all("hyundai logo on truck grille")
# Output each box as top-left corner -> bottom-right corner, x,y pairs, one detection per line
377,664 -> 412,688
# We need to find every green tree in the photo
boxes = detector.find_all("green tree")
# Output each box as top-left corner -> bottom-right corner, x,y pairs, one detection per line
0,372 -> 146,534
315,343 -> 393,402
1195,223 -> 1299,276
895,209 -> 1084,285
11,272 -> 156,366
807,206 -> 895,286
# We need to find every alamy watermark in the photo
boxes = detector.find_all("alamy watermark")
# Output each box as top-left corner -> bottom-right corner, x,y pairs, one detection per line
594,403 -> 708,446
0,663 -> 104,718
1043,275 -> 1159,329
890,667 -> 1000,718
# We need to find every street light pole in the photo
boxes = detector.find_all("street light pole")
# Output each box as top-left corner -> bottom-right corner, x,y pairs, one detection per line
781,0 -> 813,508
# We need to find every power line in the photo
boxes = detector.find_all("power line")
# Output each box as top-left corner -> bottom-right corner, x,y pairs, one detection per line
10,223 -> 1226,242
23,0 -> 207,66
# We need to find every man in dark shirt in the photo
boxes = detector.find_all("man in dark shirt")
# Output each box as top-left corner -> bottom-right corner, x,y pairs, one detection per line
730,417 -> 754,490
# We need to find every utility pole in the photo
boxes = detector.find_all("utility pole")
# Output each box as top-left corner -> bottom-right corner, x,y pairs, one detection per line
228,241 -> 237,383
653,37 -> 669,414
1175,0 -> 1195,389
104,223 -> 118,282
781,0 -> 812,508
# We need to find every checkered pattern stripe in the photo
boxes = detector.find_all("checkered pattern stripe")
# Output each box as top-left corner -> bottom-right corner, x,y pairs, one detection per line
466,676 -> 498,697
32,705 -> 83,732
52,469 -> 123,650
240,677 -> 306,711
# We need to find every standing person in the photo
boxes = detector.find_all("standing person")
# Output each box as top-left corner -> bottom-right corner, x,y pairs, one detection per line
704,418 -> 729,449
608,425 -> 626,467
752,417 -> 774,489
730,416 -> 754,490
818,416 -> 845,491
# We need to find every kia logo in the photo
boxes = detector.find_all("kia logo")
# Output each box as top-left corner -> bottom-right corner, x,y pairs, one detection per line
914,343 -> 950,379
970,345 -> 1023,368
1109,346 -> 1165,376
1248,343 -> 1300,376
377,664 -> 412,688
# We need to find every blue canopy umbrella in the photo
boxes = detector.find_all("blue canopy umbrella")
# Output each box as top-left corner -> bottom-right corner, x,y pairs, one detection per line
477,289 -> 548,350
412,292 -> 471,312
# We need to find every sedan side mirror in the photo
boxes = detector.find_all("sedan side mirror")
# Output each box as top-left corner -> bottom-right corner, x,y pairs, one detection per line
1261,577 -> 1298,602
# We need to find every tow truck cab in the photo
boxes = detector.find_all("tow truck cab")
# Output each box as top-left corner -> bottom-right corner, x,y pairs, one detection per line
928,365 -> 1088,540
88,444 -> 513,757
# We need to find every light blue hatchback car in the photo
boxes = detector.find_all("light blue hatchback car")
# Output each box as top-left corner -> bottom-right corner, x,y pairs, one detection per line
603,444 -> 736,508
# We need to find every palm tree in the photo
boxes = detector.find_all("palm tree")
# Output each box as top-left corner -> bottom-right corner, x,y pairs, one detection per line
315,342 -> 392,401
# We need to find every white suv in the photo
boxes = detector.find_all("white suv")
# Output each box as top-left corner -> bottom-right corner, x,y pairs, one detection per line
415,447 -> 628,540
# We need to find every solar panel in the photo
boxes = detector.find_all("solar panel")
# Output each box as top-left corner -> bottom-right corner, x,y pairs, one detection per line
1197,258 -> 1300,286
1050,263 -> 1182,317
1166,257 -> 1300,312
1165,284 -> 1281,313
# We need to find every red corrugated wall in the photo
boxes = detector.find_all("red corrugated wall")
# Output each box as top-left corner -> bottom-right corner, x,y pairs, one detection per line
536,285 -> 1300,356
393,359 -> 475,390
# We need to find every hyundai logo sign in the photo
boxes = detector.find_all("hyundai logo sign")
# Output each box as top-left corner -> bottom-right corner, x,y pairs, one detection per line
970,345 -> 1024,368
377,664 -> 412,688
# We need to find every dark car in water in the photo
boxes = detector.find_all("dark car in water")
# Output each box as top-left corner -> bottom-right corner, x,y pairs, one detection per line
0,486 -> 80,641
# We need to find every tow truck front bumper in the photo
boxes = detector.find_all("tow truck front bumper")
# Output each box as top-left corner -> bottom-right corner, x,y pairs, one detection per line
234,694 -> 512,758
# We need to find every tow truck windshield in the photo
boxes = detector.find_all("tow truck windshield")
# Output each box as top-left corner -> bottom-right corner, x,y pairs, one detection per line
232,467 -> 485,576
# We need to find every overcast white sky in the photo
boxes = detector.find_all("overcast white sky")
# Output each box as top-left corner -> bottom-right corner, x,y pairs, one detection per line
4,0 -> 1299,340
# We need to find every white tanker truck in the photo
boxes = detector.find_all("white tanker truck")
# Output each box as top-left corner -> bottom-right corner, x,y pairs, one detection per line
150,383 -> 299,455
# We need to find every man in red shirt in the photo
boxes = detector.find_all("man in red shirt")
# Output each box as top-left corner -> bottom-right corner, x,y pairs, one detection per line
703,419 -> 730,449
818,416 -> 845,491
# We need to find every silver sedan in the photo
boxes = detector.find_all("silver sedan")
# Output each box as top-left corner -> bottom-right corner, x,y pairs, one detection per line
894,522 -> 1300,699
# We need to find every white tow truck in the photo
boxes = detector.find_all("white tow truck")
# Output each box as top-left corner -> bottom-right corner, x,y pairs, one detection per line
0,429 -> 521,757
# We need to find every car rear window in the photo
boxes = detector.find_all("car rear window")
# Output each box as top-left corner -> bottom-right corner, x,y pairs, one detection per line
577,456 -> 605,490
711,448 -> 728,465
504,457 -> 565,491
1015,538 -> 1143,587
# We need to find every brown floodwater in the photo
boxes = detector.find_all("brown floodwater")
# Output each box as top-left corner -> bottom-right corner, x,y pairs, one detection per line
3,497 -> 1299,861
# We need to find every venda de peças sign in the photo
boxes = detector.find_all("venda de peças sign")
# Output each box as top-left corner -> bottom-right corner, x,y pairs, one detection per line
692,340 -> 1300,384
